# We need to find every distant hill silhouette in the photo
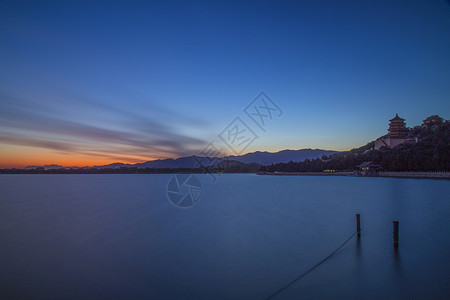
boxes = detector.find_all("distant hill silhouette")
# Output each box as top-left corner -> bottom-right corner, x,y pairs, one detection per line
24,164 -> 65,170
95,149 -> 338,169
228,149 -> 338,165
22,148 -> 339,170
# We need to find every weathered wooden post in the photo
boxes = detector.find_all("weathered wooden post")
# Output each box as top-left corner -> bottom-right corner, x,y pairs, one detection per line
356,214 -> 361,237
393,221 -> 399,248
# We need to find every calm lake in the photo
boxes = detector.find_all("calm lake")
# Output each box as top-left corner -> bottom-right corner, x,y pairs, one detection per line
0,174 -> 449,299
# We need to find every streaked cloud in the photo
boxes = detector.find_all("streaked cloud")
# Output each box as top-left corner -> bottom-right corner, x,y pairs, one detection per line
0,93 -> 208,164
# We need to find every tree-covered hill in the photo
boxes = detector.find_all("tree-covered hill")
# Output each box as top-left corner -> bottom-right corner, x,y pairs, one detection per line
263,118 -> 450,172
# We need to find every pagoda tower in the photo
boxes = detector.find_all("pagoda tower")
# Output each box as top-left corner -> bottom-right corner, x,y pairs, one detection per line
374,114 -> 410,150
387,114 -> 407,138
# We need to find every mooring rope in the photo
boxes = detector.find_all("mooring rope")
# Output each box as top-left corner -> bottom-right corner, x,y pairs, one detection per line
265,231 -> 358,299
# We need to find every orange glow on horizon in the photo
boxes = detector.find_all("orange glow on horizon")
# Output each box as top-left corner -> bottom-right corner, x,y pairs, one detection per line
0,157 -> 158,169
0,145 -> 161,168
1,144 -> 354,169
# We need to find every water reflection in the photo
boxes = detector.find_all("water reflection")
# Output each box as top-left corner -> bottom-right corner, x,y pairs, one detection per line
393,247 -> 401,271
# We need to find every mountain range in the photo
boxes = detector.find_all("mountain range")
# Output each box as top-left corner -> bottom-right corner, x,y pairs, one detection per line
24,149 -> 338,170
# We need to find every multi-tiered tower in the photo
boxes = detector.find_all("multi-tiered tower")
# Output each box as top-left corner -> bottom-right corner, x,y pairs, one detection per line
374,114 -> 408,150
387,114 -> 407,138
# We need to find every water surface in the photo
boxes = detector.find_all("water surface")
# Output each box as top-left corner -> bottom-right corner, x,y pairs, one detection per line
0,174 -> 449,299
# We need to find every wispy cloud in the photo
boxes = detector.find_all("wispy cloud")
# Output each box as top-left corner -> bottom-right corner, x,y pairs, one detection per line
0,93 -> 208,163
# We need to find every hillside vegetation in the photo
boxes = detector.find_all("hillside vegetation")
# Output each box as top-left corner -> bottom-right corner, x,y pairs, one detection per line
263,118 -> 450,172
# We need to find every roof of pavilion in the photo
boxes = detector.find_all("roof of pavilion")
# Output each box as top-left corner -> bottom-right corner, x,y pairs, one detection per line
389,113 -> 405,122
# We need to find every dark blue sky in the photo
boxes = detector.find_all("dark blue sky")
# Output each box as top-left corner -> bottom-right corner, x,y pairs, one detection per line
1,0 -> 449,167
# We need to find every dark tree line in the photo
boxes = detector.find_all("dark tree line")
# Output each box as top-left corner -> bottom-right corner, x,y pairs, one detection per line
0,160 -> 262,174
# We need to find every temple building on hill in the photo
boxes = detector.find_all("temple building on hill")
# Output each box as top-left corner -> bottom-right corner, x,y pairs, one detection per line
422,115 -> 443,127
374,114 -> 409,150
356,161 -> 381,175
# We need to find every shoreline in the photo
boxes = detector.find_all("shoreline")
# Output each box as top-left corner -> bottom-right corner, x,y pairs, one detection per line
258,171 -> 450,180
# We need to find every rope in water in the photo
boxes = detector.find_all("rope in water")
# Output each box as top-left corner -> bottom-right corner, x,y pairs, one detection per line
265,231 -> 358,299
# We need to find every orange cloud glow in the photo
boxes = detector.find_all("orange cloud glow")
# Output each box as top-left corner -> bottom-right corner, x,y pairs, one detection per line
0,145 -> 159,168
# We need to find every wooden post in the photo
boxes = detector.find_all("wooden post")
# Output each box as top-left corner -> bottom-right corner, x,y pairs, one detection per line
356,214 -> 361,237
393,221 -> 399,248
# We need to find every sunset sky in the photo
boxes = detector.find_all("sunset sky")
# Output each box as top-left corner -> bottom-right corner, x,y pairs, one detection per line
1,0 -> 450,168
